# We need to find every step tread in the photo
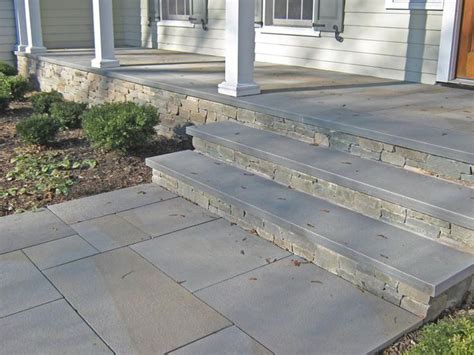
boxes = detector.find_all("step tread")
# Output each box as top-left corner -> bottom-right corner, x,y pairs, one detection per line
188,122 -> 474,230
147,151 -> 474,297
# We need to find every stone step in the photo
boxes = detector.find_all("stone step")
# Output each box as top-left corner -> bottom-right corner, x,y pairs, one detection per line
147,151 -> 474,319
187,122 -> 474,252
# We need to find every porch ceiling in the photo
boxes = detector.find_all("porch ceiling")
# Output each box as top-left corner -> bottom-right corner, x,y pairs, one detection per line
34,48 -> 474,163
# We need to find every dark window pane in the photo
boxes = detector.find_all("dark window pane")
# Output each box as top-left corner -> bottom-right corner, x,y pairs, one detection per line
177,0 -> 184,15
186,0 -> 190,15
168,0 -> 177,15
302,0 -> 313,20
288,0 -> 302,19
274,0 -> 287,19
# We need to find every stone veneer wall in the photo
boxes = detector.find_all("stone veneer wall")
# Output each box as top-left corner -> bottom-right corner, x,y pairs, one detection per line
193,137 -> 474,253
152,169 -> 473,320
17,54 -> 473,185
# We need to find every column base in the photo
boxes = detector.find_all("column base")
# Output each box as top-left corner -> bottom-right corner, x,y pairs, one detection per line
218,81 -> 261,97
91,58 -> 120,69
25,46 -> 47,54
16,45 -> 27,53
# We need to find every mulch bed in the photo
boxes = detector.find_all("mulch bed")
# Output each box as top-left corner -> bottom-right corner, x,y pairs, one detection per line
0,100 -> 190,216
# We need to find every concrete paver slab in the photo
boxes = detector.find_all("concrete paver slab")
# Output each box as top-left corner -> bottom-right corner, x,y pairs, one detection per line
24,235 -> 98,270
0,299 -> 111,354
132,219 -> 289,292
0,209 -> 75,255
196,257 -> 421,355
72,214 -> 150,252
170,326 -> 272,355
118,198 -> 217,237
45,247 -> 231,354
0,251 -> 61,318
48,184 -> 176,224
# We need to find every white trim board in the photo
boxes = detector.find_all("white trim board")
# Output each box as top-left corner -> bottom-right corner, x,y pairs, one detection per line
437,0 -> 462,82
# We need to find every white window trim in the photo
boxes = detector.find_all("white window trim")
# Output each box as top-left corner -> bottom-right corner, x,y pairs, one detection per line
158,20 -> 195,28
385,0 -> 444,10
257,26 -> 320,37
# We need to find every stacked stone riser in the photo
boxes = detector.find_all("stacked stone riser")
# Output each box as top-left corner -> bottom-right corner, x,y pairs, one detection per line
192,137 -> 474,253
152,170 -> 472,321
17,55 -> 473,184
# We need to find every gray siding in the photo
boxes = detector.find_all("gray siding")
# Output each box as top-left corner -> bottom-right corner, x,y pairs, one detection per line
39,0 -> 142,49
157,0 -> 443,84
0,0 -> 16,65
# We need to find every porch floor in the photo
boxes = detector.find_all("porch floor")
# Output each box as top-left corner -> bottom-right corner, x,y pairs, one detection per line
37,48 -> 473,163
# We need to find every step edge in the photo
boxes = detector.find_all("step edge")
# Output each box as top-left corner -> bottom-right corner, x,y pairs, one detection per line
146,154 -> 473,297
187,125 -> 474,231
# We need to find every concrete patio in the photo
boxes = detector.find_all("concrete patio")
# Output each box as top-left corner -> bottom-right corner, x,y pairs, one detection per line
0,184 -> 422,354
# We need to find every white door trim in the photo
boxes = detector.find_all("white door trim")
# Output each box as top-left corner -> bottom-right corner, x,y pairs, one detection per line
437,0 -> 463,82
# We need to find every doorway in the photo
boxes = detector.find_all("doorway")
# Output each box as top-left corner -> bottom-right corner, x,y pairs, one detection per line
456,0 -> 474,79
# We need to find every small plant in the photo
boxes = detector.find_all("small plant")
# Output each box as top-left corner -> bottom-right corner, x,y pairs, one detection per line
31,90 -> 63,114
2,151 -> 97,198
50,101 -> 87,129
16,114 -> 60,145
407,316 -> 474,355
0,61 -> 17,76
0,79 -> 11,111
82,102 -> 158,153
2,75 -> 30,101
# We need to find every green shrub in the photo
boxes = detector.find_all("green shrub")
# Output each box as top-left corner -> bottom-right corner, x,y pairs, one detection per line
31,90 -> 63,114
0,79 -> 11,112
82,102 -> 158,153
0,62 -> 17,76
16,114 -> 60,145
2,75 -> 30,101
407,316 -> 474,355
50,101 -> 87,129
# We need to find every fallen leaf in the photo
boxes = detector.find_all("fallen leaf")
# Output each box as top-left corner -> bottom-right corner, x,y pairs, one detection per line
307,223 -> 315,228
320,209 -> 330,213
292,259 -> 301,267
380,254 -> 389,259
177,280 -> 186,285
341,161 -> 352,165
377,234 -> 388,239
137,191 -> 146,195
311,280 -> 323,284
240,250 -> 245,255
249,229 -> 258,235
265,257 -> 277,264
249,277 -> 257,281
121,270 -> 134,279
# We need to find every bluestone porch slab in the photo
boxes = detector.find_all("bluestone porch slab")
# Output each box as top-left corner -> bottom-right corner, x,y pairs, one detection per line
0,251 -> 61,318
170,326 -> 272,355
72,214 -> 150,252
188,122 -> 474,230
118,198 -> 217,237
48,184 -> 176,224
196,257 -> 421,355
0,209 -> 75,255
0,299 -> 111,354
148,151 -> 474,296
23,235 -> 98,270
132,219 -> 289,292
44,247 -> 230,354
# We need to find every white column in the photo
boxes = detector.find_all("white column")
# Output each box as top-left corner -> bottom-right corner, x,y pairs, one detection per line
24,0 -> 46,54
14,0 -> 28,52
218,0 -> 260,97
91,0 -> 119,68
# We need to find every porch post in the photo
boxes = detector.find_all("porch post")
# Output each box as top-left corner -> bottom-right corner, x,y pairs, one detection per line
13,0 -> 28,52
91,0 -> 119,68
24,0 -> 46,54
218,0 -> 260,97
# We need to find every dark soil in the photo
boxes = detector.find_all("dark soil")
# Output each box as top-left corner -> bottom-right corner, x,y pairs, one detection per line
0,100 -> 190,216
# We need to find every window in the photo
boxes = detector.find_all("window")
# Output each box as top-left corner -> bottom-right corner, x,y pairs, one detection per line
164,0 -> 191,20
385,0 -> 444,10
273,0 -> 313,27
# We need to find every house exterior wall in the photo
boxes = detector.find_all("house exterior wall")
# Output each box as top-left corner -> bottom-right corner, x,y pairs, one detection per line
37,0 -> 142,49
0,0 -> 16,65
157,0 -> 443,84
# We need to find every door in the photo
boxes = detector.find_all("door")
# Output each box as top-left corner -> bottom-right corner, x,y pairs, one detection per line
457,0 -> 474,79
